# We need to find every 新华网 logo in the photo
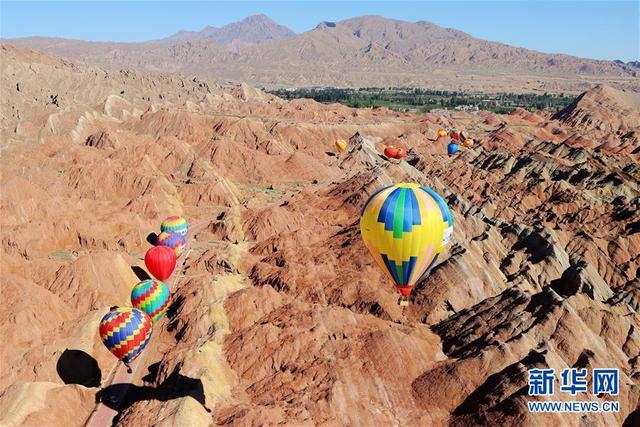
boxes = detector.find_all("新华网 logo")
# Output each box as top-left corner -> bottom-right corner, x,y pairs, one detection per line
527,368 -> 620,413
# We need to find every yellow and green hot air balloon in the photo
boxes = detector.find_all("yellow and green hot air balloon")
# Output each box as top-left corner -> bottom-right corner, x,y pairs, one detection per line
360,183 -> 454,305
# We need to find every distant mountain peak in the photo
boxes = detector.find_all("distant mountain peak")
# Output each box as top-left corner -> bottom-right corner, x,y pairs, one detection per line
315,21 -> 337,29
164,14 -> 295,45
242,14 -> 275,24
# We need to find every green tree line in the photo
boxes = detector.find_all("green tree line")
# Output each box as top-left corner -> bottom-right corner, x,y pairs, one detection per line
266,88 -> 575,114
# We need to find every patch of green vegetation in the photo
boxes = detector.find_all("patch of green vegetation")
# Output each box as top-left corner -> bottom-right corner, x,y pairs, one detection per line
267,87 -> 575,114
48,250 -> 73,261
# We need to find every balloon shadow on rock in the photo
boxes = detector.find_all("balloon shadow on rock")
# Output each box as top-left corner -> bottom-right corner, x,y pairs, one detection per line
131,266 -> 151,281
146,232 -> 158,246
141,362 -> 161,384
166,294 -> 185,319
57,349 -> 102,387
166,294 -> 188,341
96,365 -> 210,422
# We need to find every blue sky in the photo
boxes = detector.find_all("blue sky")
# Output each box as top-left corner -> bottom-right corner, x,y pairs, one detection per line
1,1 -> 638,61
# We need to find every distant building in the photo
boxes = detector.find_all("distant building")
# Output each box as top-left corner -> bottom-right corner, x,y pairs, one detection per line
454,105 -> 479,112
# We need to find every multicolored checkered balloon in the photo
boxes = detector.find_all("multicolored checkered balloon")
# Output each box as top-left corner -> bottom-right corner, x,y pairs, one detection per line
131,279 -> 171,323
99,307 -> 153,363
161,216 -> 188,237
360,183 -> 453,299
156,231 -> 187,258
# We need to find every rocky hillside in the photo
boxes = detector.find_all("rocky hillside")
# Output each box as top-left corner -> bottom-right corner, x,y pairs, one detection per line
0,45 -> 638,426
7,15 -> 638,93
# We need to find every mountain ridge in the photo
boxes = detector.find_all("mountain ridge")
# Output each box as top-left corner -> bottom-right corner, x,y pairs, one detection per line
5,14 -> 638,93
160,14 -> 295,45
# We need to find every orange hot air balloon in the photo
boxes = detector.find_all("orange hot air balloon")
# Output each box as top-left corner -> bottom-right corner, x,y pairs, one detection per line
335,139 -> 347,153
384,146 -> 399,158
437,129 -> 447,138
463,138 -> 474,148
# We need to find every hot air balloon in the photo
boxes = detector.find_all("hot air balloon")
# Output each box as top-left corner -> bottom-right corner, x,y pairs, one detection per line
161,216 -> 188,237
131,279 -> 171,323
144,246 -> 176,281
384,146 -> 399,159
335,139 -> 347,153
411,188 -> 454,286
395,148 -> 408,159
157,231 -> 187,258
433,191 -> 454,250
447,143 -> 459,157
99,306 -> 153,372
360,183 -> 453,305
437,129 -> 448,138
450,130 -> 461,141
463,138 -> 474,148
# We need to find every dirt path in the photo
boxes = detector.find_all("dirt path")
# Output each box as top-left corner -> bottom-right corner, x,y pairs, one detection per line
84,221 -> 208,427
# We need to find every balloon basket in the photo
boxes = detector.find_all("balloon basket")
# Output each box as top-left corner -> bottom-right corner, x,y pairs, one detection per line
398,296 -> 409,306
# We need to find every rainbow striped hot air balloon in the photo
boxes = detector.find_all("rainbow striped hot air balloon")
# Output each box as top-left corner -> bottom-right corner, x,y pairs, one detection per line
131,279 -> 171,323
99,307 -> 153,364
156,231 -> 187,258
161,216 -> 188,237
360,183 -> 454,304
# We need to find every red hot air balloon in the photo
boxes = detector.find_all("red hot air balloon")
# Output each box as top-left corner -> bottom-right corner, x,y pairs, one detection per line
395,148 -> 408,159
384,146 -> 399,159
144,246 -> 176,281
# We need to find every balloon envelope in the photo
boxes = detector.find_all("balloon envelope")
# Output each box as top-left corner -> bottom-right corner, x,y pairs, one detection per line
463,138 -> 474,148
428,189 -> 454,249
161,216 -> 188,237
437,129 -> 448,138
335,139 -> 347,153
395,148 -> 407,159
360,183 -> 453,297
145,246 -> 176,280
384,146 -> 399,158
157,231 -> 187,258
447,143 -> 459,156
99,307 -> 152,363
131,279 -> 171,323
